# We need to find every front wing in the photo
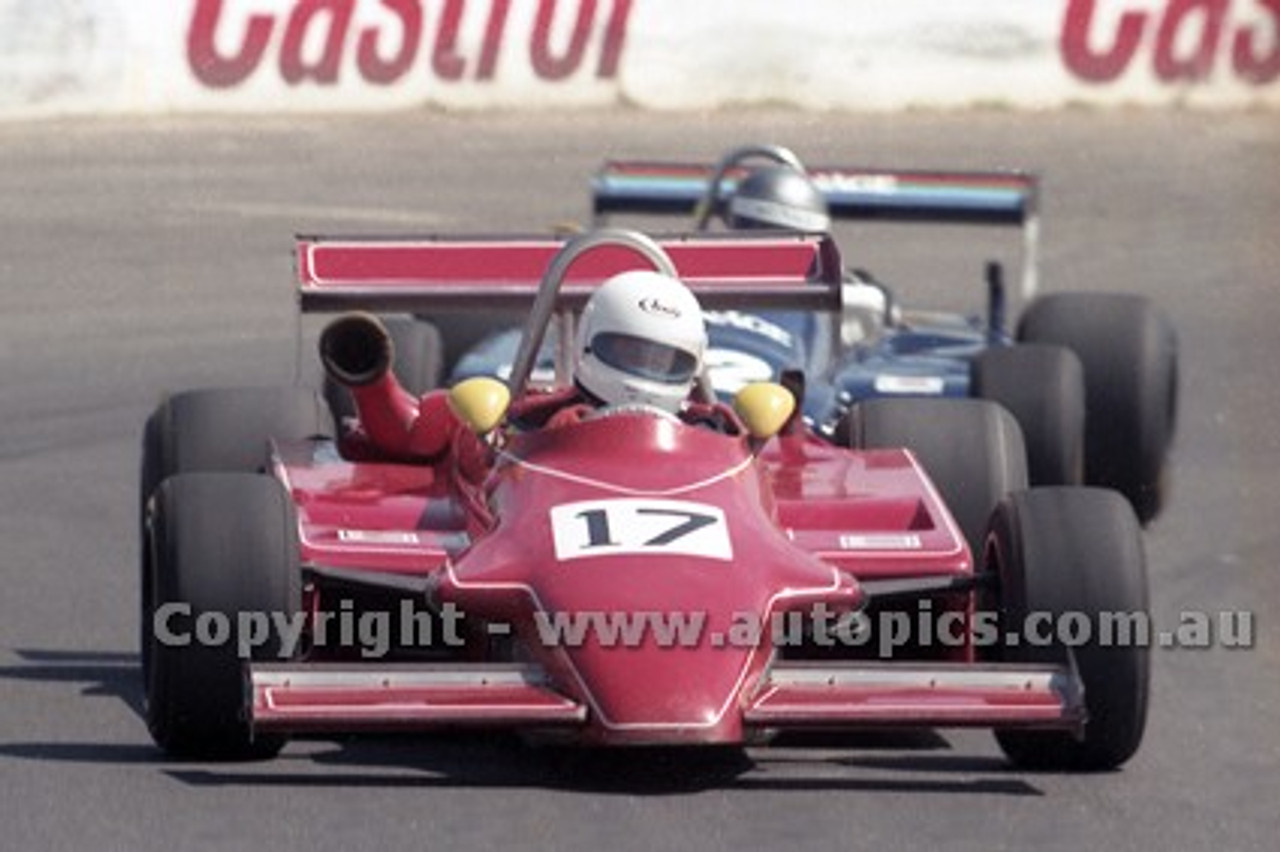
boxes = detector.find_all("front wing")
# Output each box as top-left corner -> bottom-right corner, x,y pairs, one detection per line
248,659 -> 1084,740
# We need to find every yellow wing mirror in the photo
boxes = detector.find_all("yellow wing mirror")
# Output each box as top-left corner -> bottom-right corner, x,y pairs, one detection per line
733,382 -> 796,441
448,377 -> 511,434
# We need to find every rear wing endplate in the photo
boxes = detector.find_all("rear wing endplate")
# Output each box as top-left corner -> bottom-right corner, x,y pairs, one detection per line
591,162 -> 1041,297
296,232 -> 845,315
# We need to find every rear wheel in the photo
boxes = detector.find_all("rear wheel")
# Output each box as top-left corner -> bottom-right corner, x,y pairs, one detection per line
846,398 -> 1028,559
1018,292 -> 1177,522
971,343 -> 1085,487
143,473 -> 301,759
140,386 -> 332,499
986,488 -> 1149,771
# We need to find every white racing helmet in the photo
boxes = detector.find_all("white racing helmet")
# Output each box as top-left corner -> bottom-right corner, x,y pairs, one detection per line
575,270 -> 707,413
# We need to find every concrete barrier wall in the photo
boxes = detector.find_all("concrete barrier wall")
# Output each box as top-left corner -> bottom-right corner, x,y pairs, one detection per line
1,0 -> 1276,118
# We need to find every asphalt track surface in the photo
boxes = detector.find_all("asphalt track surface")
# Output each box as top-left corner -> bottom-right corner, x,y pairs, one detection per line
0,109 -> 1277,851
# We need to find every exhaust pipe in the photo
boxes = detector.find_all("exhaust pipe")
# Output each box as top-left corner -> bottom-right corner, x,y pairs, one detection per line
319,312 -> 392,387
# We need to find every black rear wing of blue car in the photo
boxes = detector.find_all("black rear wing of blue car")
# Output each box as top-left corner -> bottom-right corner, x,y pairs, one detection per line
591,160 -> 1041,296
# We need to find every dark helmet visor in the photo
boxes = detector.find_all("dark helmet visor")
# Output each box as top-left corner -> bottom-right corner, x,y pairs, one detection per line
591,332 -> 698,384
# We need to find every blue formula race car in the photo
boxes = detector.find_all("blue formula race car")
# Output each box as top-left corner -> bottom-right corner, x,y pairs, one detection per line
581,145 -> 1179,523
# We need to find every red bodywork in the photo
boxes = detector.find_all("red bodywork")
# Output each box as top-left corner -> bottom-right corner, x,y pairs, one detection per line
249,234 -> 1082,744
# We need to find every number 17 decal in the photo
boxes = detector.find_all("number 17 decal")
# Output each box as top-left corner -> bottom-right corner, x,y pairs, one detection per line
549,499 -> 733,562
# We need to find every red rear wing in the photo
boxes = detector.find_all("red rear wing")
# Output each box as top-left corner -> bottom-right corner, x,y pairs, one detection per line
296,233 -> 845,314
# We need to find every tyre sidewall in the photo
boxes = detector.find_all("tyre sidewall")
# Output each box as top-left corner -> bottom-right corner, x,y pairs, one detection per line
987,487 -> 1150,770
145,473 -> 300,759
1019,293 -> 1177,521
971,343 -> 1086,488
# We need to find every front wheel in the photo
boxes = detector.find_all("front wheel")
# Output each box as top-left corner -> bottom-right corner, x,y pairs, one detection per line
986,487 -> 1149,771
143,473 -> 301,760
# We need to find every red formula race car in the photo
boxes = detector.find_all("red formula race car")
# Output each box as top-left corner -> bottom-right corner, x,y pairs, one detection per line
139,229 -> 1149,771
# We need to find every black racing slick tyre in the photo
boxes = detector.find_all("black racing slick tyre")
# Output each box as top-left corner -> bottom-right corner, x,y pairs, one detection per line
139,384 -> 331,547
138,386 -> 330,720
846,398 -> 1029,560
143,473 -> 301,759
323,314 -> 443,426
986,488 -> 1150,771
971,343 -> 1086,488
1018,292 -> 1178,523
140,385 -> 333,502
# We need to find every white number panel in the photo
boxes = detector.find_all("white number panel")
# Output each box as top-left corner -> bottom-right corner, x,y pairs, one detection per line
549,498 -> 733,562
